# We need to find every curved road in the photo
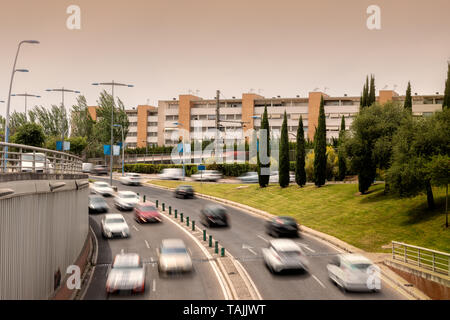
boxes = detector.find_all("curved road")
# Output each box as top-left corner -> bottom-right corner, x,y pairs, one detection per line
89,176 -> 407,300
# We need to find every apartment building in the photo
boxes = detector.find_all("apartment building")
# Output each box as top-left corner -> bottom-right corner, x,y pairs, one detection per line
86,90 -> 444,148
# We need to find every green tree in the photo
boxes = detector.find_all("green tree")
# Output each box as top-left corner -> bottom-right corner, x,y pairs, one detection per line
67,136 -> 88,156
11,123 -> 45,147
426,154 -> 450,227
313,96 -> 327,186
443,63 -> 450,110
258,106 -> 270,187
295,115 -> 306,187
386,108 -> 450,209
9,111 -> 28,136
369,75 -> 376,106
404,81 -> 412,111
0,115 -> 5,140
337,115 -> 347,181
279,111 -> 290,188
28,105 -> 69,137
71,95 -> 95,138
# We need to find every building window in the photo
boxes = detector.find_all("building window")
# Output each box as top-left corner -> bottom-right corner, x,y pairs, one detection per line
208,115 -> 216,120
127,132 -> 137,137
226,114 -> 234,120
166,115 -> 178,121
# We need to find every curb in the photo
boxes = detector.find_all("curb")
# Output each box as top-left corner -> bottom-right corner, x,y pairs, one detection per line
76,225 -> 99,300
146,181 -> 428,300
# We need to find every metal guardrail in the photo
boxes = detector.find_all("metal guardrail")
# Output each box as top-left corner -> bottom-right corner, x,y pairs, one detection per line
392,241 -> 450,276
0,142 -> 83,174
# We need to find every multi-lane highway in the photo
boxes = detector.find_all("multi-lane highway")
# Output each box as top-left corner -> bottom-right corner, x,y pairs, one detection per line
85,176 -> 407,300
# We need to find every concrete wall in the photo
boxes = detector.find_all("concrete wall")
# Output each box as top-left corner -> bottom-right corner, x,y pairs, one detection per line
0,176 -> 89,299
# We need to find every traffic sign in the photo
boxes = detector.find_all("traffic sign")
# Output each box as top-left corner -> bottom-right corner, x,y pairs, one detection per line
103,145 -> 111,155
197,165 -> 206,171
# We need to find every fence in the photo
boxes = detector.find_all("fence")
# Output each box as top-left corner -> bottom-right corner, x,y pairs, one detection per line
0,142 -> 82,174
392,241 -> 450,276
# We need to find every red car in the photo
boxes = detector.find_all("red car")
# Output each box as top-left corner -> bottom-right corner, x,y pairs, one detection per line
134,203 -> 162,223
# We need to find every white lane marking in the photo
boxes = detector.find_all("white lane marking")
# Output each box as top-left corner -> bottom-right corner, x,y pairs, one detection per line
312,274 -> 326,288
257,235 -> 269,243
132,225 -> 139,232
188,248 -> 192,256
297,242 -> 316,253
242,244 -> 258,255
160,214 -> 231,300
152,279 -> 156,292
144,240 -> 150,249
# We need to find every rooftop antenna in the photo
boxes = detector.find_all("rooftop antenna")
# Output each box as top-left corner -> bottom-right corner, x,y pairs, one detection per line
146,98 -> 150,105
313,87 -> 320,92
393,84 -> 398,91
249,88 -> 255,93
324,87 -> 329,93
382,85 -> 388,90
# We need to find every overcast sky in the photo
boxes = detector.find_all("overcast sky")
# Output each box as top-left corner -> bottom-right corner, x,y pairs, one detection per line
1,0 -> 449,115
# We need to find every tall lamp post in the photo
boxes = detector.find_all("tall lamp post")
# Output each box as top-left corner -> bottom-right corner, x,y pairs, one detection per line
113,124 -> 125,177
45,88 -> 80,143
10,93 -> 41,121
164,122 -> 186,180
92,81 -> 133,186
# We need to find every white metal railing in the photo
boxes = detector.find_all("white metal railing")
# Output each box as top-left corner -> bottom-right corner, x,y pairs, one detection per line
0,142 -> 83,174
392,241 -> 450,276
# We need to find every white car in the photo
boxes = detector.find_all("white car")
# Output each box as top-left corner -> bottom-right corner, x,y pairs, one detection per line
114,191 -> 140,210
191,170 -> 222,182
327,254 -> 380,292
119,173 -> 142,186
237,171 -> 258,183
106,252 -> 145,294
262,239 -> 309,274
101,214 -> 130,239
158,168 -> 183,180
91,181 -> 114,197
157,239 -> 193,274
20,153 -> 54,173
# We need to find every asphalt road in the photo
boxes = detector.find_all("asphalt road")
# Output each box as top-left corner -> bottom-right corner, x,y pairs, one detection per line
83,185 -> 225,300
89,176 -> 406,300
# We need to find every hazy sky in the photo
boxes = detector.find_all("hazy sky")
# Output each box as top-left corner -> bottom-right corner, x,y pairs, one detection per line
1,0 -> 449,115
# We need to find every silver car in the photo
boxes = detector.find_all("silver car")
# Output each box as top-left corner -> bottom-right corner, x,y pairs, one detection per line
114,191 -> 140,210
106,252 -> 146,294
191,170 -> 222,182
262,239 -> 309,273
238,172 -> 258,183
157,239 -> 193,275
91,181 -> 114,197
327,254 -> 380,292
119,173 -> 142,186
101,214 -> 130,239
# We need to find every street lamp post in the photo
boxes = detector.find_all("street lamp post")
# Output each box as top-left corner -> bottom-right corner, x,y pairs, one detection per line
4,40 -> 39,170
113,124 -> 125,177
92,81 -> 133,186
46,88 -> 80,143
165,122 -> 186,180
10,93 -> 41,121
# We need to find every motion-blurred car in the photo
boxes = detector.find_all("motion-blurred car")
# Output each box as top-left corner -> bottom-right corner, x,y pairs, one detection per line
119,173 -> 142,186
101,214 -> 130,239
262,239 -> 309,273
82,162 -> 93,173
191,170 -> 222,182
106,252 -> 145,294
174,185 -> 195,198
237,171 -> 258,183
266,216 -> 299,237
327,254 -> 380,292
91,181 -> 114,197
269,171 -> 279,183
200,204 -> 229,227
88,195 -> 109,213
157,239 -> 193,274
114,191 -> 140,210
20,152 -> 54,173
92,165 -> 108,175
158,168 -> 183,180
134,203 -> 162,223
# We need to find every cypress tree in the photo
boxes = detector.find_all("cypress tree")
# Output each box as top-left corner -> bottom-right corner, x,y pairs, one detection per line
404,81 -> 412,111
258,106 -> 270,187
279,111 -> 290,188
313,96 -> 327,187
443,63 -> 450,110
295,115 -> 306,187
337,115 -> 347,181
369,75 -> 376,106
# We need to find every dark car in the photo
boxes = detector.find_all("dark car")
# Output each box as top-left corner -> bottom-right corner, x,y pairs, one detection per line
92,165 -> 108,175
89,195 -> 109,213
200,205 -> 228,227
134,203 -> 162,223
266,216 -> 299,238
174,185 -> 195,199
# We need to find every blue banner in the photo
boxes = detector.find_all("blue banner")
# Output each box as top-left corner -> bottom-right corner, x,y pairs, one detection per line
103,145 -> 111,155
56,141 -> 63,151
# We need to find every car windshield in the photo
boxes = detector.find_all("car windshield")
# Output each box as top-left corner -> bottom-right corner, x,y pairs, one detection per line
121,194 -> 137,199
350,263 -> 372,271
95,183 -> 109,187
139,205 -> 157,211
22,154 -> 45,161
113,256 -> 141,268
210,208 -> 226,216
106,218 -> 124,224
161,247 -> 187,254
90,197 -> 105,204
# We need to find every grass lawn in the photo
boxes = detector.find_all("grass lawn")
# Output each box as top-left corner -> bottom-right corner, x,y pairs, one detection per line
149,180 -> 449,253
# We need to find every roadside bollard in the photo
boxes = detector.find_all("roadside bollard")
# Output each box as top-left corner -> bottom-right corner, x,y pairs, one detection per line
143,195 -> 146,202
209,235 -> 212,247
203,230 -> 206,241
192,221 -> 195,231
162,203 -> 165,211
215,241 -> 218,254
169,206 -> 172,215
186,217 -> 189,227
221,248 -> 225,257
180,213 -> 184,223
174,209 -> 177,217
156,200 -> 158,208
